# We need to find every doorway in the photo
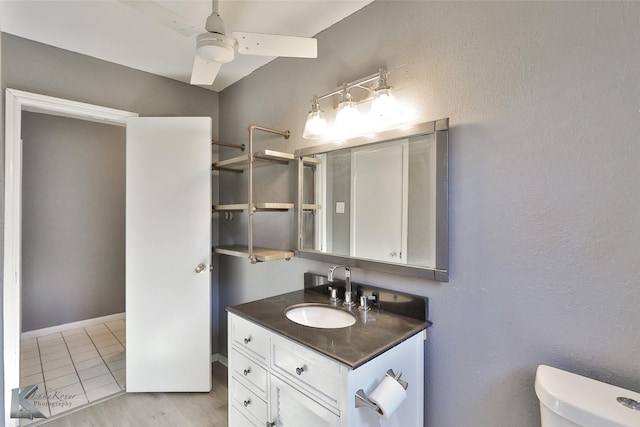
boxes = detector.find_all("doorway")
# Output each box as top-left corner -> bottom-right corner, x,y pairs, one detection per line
4,89 -> 213,426
19,110 -> 127,419
3,89 -> 138,426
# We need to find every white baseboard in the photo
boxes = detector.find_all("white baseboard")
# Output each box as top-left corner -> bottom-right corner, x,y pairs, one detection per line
21,312 -> 126,340
212,353 -> 228,367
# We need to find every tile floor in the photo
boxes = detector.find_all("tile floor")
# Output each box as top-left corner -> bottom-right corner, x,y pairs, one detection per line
19,319 -> 126,424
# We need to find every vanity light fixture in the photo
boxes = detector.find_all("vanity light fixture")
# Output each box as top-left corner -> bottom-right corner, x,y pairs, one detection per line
303,68 -> 409,139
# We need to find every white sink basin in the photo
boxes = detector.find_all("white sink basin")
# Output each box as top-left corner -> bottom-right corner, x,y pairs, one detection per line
285,304 -> 356,329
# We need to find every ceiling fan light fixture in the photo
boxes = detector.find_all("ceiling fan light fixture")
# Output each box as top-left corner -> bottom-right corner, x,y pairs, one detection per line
196,33 -> 235,63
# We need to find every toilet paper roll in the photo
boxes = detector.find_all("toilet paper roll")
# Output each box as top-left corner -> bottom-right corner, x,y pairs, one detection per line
379,413 -> 401,427
368,375 -> 407,419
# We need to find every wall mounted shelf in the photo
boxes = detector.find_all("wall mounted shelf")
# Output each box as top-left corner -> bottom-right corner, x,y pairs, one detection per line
214,203 -> 295,212
213,149 -> 294,172
213,125 -> 296,264
302,204 -> 321,210
302,156 -> 322,166
214,245 -> 294,262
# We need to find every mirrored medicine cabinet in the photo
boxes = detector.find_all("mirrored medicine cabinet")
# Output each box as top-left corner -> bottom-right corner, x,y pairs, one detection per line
295,118 -> 449,282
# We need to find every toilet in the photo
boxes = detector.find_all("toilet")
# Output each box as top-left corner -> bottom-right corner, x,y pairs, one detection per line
535,365 -> 640,427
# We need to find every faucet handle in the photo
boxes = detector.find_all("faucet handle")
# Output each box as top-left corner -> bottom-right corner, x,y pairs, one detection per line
328,286 -> 339,303
358,293 -> 378,311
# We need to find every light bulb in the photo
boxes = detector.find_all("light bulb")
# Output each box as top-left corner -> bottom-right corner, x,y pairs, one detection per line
303,110 -> 328,139
369,88 -> 402,130
333,100 -> 363,138
332,85 -> 365,139
303,97 -> 328,139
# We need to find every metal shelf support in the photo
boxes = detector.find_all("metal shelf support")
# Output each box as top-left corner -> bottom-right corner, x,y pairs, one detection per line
247,125 -> 291,263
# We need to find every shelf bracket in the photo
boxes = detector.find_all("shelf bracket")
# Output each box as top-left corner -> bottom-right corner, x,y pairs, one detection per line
212,140 -> 245,151
247,124 -> 291,264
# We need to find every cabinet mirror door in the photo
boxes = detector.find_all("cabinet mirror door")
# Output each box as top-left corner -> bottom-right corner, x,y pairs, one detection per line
296,119 -> 449,282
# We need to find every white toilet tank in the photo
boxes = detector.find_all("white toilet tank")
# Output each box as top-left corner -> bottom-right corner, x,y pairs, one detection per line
535,365 -> 640,427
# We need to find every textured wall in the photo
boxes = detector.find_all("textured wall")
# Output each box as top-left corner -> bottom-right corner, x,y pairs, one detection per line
0,34 -> 220,417
1,33 -> 221,337
21,112 -> 126,331
1,34 -> 220,122
218,2 -> 640,426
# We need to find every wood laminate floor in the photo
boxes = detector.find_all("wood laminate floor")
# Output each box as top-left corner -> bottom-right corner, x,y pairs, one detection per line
35,363 -> 228,427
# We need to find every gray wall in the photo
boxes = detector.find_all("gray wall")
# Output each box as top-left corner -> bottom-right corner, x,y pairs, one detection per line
21,112 -> 126,332
218,2 -> 640,426
0,33 -> 220,419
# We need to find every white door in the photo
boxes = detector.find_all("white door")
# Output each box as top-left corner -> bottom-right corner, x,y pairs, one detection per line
351,141 -> 408,263
126,117 -> 212,392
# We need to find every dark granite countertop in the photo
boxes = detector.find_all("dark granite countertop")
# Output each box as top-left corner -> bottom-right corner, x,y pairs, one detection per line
227,288 -> 428,369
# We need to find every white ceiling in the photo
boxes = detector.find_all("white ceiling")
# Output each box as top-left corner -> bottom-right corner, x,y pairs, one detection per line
0,0 -> 373,92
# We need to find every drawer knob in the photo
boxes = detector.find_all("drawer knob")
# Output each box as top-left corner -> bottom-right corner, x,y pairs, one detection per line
243,399 -> 251,407
244,337 -> 251,344
295,366 -> 306,376
243,368 -> 251,376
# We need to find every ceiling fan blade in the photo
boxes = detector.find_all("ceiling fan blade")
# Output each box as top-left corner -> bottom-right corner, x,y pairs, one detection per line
233,32 -> 317,58
190,56 -> 222,85
120,0 -> 204,36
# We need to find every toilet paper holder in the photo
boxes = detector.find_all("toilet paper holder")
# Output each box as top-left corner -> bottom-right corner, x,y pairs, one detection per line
355,369 -> 409,414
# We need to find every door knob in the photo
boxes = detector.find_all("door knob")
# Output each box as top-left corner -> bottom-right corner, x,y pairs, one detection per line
195,263 -> 208,273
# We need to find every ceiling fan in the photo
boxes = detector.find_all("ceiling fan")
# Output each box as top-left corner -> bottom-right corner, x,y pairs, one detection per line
192,0 -> 318,85
123,0 -> 318,86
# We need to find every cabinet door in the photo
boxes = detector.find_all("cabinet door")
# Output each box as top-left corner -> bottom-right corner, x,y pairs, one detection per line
351,141 -> 408,263
269,376 -> 340,427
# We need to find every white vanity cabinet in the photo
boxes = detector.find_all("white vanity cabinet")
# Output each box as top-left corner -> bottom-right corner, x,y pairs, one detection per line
228,313 -> 425,426
229,315 -> 270,426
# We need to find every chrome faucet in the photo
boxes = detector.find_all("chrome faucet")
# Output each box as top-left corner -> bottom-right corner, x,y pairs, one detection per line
328,265 -> 354,307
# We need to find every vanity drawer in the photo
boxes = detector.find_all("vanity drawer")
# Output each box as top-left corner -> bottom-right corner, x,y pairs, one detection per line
230,314 -> 270,365
231,378 -> 267,425
231,348 -> 269,399
271,335 -> 342,409
230,406 -> 262,427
